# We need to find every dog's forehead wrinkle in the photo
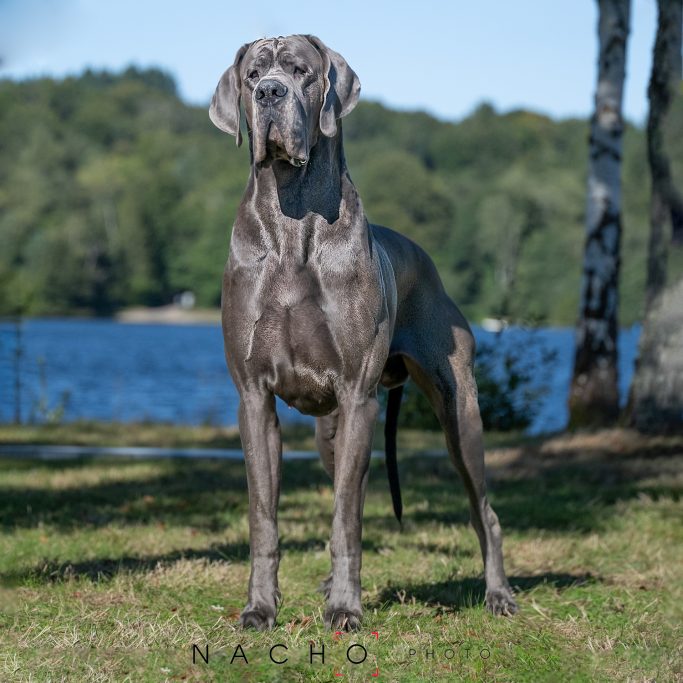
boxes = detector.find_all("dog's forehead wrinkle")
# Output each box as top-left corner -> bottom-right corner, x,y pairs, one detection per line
251,47 -> 273,64
250,35 -> 320,64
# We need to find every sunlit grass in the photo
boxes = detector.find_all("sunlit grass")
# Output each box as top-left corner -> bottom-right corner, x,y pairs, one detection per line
0,429 -> 681,681
0,420 -> 526,453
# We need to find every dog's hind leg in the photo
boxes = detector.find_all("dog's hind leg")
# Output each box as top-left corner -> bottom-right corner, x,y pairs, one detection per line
315,409 -> 339,481
403,325 -> 517,616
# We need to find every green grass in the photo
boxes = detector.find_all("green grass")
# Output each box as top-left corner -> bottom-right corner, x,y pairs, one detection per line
0,429 -> 681,681
0,420 -> 528,452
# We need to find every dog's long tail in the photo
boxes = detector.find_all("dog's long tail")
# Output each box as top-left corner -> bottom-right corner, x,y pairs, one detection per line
384,385 -> 404,525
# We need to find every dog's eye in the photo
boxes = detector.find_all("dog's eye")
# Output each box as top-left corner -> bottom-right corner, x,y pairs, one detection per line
293,66 -> 307,77
247,70 -> 259,81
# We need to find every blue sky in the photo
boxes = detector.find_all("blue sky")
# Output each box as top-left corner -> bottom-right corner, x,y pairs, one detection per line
0,0 -> 658,124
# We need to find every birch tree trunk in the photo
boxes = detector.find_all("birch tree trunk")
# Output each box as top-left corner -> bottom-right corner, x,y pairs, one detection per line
644,0 -> 683,307
629,0 -> 683,432
569,0 -> 630,427
630,277 -> 683,432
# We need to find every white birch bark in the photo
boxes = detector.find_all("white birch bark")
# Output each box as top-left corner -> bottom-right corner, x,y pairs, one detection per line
569,0 -> 630,426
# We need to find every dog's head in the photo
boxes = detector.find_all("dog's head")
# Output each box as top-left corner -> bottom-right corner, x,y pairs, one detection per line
209,35 -> 360,167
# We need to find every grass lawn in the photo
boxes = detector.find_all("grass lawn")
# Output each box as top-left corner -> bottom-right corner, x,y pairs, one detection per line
0,427 -> 681,681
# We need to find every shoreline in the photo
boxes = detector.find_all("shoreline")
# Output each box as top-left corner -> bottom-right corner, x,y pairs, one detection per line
1,310 -> 643,331
115,305 -> 221,324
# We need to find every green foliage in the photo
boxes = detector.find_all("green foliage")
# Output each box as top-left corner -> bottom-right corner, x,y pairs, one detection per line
28,357 -> 71,425
1,68 -> 681,322
381,333 -> 555,432
384,383 -> 439,432
475,336 -> 556,431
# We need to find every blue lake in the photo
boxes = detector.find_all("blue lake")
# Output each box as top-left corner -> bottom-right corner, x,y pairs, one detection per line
0,318 -> 641,434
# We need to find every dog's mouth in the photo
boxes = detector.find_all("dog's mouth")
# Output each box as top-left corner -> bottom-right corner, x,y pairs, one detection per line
253,112 -> 309,168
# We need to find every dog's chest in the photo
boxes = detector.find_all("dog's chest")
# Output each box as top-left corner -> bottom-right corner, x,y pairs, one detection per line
244,262 -> 341,415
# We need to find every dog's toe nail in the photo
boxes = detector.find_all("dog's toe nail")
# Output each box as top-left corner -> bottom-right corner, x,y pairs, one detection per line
239,608 -> 275,630
324,608 -> 362,631
485,589 -> 518,617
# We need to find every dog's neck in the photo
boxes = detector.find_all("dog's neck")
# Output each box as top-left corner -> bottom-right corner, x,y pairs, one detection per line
247,127 -> 354,226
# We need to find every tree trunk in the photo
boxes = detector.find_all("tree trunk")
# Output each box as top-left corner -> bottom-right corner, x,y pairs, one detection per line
644,0 -> 683,308
630,277 -> 683,432
569,0 -> 631,427
628,0 -> 683,433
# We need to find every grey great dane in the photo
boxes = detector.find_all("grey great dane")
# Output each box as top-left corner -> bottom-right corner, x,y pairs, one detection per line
209,34 -> 517,631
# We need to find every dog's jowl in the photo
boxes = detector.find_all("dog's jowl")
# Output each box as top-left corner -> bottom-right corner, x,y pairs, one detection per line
209,34 -> 517,631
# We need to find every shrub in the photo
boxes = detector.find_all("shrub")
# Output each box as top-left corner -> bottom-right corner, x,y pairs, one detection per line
381,331 -> 555,432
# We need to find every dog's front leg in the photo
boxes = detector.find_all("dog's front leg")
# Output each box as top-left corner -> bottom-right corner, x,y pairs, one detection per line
238,390 -> 282,630
324,393 -> 379,630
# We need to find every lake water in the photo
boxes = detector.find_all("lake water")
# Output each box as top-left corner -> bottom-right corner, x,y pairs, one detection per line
0,318 -> 641,434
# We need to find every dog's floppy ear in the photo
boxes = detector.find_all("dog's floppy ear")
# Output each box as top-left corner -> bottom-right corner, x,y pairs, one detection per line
305,35 -> 361,138
209,42 -> 251,145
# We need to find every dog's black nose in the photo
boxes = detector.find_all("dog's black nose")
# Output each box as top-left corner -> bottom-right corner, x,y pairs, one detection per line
255,79 -> 288,105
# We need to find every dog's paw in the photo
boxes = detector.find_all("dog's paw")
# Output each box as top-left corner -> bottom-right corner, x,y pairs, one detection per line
485,588 -> 518,616
324,606 -> 362,631
239,606 -> 277,630
317,574 -> 333,600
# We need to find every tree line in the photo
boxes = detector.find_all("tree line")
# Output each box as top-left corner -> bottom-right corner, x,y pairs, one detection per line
1,66 -> 682,325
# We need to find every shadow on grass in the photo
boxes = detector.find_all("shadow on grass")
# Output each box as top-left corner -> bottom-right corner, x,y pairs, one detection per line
0,542 -> 251,586
1,437 -> 680,609
0,536 -> 387,587
370,572 -> 598,612
390,449 -> 681,533
0,457 -> 330,531
0,438 -> 680,537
